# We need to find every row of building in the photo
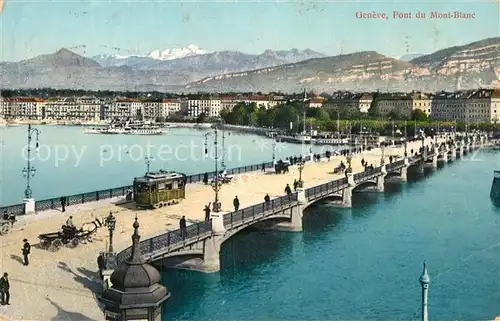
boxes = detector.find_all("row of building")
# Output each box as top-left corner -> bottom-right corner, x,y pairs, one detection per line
1,89 -> 499,123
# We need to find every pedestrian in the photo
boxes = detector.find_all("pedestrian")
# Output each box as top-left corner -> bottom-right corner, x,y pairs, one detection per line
0,273 -> 9,305
179,216 -> 187,239
293,179 -> 298,191
2,210 -> 8,220
22,239 -> 31,266
389,155 -> 393,163
60,196 -> 66,212
284,183 -> 292,196
203,173 -> 209,185
264,193 -> 270,209
261,162 -> 266,172
97,253 -> 106,280
66,216 -> 74,228
233,196 -> 240,211
204,203 -> 211,221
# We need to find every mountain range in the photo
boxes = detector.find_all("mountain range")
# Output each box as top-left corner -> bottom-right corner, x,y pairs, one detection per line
0,38 -> 499,93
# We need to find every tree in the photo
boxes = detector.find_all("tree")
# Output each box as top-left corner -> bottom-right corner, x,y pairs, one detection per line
411,109 -> 428,121
196,112 -> 207,123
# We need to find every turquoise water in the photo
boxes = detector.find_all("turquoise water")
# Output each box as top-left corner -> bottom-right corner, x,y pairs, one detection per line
161,149 -> 500,320
0,125 -> 332,205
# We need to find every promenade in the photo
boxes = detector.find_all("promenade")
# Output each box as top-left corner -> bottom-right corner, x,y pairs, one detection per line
0,139 -> 442,320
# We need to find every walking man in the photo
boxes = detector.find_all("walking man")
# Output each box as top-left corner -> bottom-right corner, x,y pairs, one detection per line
60,196 -> 67,212
233,196 -> 240,211
264,193 -> 270,209
0,273 -> 9,305
284,183 -> 292,197
97,253 -> 106,280
204,203 -> 211,221
179,216 -> 187,239
293,179 -> 298,191
22,239 -> 31,266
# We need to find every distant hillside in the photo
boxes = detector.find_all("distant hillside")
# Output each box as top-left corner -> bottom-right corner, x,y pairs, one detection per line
0,38 -> 499,92
186,38 -> 500,93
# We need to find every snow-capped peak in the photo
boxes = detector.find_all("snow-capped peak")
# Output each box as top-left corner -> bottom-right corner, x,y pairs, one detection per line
149,44 -> 206,60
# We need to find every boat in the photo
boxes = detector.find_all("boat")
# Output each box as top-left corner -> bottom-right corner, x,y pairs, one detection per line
83,121 -> 166,135
276,133 -> 314,144
194,123 -> 212,129
6,123 -> 20,127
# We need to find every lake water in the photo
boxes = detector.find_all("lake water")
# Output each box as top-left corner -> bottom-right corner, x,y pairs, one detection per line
0,125 -> 332,205
162,148 -> 500,320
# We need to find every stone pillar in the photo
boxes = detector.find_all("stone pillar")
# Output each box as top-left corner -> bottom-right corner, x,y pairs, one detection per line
289,188 -> 306,232
24,198 -> 35,214
376,165 -> 386,192
342,173 -> 355,208
459,145 -> 463,157
399,158 -> 409,182
432,154 -> 438,168
203,213 -> 225,273
450,145 -> 456,160
442,150 -> 448,163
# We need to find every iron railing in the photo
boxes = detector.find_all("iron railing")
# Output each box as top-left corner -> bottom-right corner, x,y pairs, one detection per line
5,160 -> 279,215
223,193 -> 298,228
305,177 -> 348,200
116,219 -> 212,264
353,166 -> 382,182
386,159 -> 405,172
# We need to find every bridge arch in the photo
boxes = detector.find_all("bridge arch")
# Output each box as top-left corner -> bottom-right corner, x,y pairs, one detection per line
385,171 -> 402,180
352,180 -> 377,192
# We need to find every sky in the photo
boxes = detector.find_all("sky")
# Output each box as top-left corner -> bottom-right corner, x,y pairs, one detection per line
0,0 -> 499,61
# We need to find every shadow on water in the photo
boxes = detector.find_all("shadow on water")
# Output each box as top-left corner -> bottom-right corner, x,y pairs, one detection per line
219,228 -> 294,277
161,268 -> 215,315
303,205 -> 345,235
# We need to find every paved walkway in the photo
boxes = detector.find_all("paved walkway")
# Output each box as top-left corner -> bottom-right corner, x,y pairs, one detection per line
0,138 -> 444,320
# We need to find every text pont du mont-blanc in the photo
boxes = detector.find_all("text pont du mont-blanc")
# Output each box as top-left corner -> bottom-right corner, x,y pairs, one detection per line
355,11 -> 476,20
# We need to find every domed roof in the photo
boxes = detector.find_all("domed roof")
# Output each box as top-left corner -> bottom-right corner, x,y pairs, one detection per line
99,217 -> 170,309
110,218 -> 161,290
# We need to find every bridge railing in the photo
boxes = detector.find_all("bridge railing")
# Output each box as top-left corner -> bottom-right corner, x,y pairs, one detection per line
353,166 -> 382,182
305,177 -> 348,200
386,159 -> 405,172
116,219 -> 212,264
3,160 -> 280,215
223,193 -> 298,229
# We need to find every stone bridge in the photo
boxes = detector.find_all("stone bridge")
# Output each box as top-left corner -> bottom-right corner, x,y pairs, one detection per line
113,135 -> 486,274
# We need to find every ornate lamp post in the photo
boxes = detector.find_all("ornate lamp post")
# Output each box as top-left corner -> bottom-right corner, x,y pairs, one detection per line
297,160 -> 305,188
346,154 -> 352,173
144,155 -> 153,174
22,124 -> 40,199
221,120 -> 226,170
106,211 -> 117,253
404,120 -> 408,157
205,127 -> 221,212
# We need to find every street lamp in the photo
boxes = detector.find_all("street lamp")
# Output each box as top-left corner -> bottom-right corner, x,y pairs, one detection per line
106,211 -> 117,253
297,160 -> 305,188
22,124 -> 40,199
144,155 -> 153,174
220,120 -> 226,170
404,120 -> 408,157
346,154 -> 352,173
205,127 -> 221,212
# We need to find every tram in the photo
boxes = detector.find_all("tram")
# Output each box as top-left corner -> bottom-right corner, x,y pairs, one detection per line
133,170 -> 187,208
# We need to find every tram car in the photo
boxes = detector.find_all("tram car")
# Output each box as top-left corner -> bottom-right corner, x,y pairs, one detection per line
133,170 -> 187,208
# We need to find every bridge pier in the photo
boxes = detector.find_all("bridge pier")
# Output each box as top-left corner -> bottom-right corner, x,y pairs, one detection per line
450,145 -> 456,160
203,214 -> 225,273
432,154 -> 438,168
376,165 -> 386,192
342,173 -> 355,207
399,158 -> 409,182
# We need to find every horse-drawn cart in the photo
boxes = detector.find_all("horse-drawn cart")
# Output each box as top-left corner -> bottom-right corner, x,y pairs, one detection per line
38,219 -> 102,252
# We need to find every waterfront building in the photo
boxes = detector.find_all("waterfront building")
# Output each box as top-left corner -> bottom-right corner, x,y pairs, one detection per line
220,95 -> 239,112
411,92 -> 433,116
2,97 -> 46,119
160,98 -> 184,118
187,97 -> 221,117
308,97 -> 326,108
323,92 -> 369,115
373,92 -> 413,117
99,217 -> 170,321
431,89 -> 500,123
